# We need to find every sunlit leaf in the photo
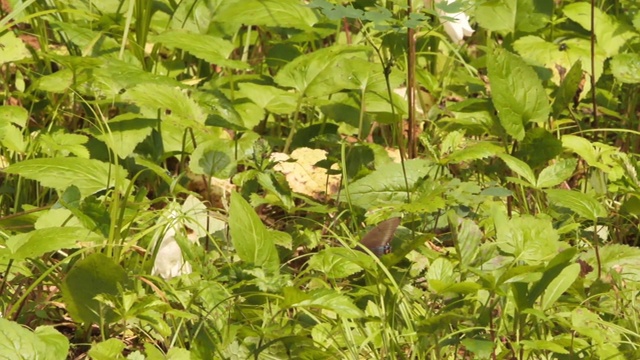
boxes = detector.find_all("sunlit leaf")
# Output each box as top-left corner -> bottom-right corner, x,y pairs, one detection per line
229,192 -> 280,271
4,158 -> 130,199
488,49 -> 550,140
545,189 -> 607,221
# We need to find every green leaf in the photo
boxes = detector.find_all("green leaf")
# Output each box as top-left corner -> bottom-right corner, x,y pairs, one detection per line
7,227 -> 102,261
0,319 -> 70,360
475,0 -> 516,32
0,31 -> 31,64
289,288 -> 364,319
427,257 -> 457,292
90,114 -> 158,159
87,338 -> 126,360
536,158 -> 577,189
152,30 -> 248,69
513,36 -> 606,84
545,189 -> 607,221
4,158 -> 130,199
444,142 -> 504,164
495,215 -> 562,265
521,340 -> 569,354
307,248 -> 365,279
610,53 -> 640,84
228,192 -> 280,271
540,263 -> 580,310
238,83 -> 298,114
38,131 -> 89,158
514,128 -> 563,169
552,60 -> 583,117
123,83 -> 206,125
341,159 -> 439,209
454,218 -> 483,267
514,0 -> 552,33
61,253 -> 129,324
275,45 -> 369,98
498,153 -> 536,186
564,3 -> 637,57
190,139 -> 237,178
215,0 -> 318,30
487,49 -> 550,140
0,105 -> 28,127
33,326 -> 71,360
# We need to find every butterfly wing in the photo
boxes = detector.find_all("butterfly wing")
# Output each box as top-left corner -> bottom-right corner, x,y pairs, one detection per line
359,217 -> 401,256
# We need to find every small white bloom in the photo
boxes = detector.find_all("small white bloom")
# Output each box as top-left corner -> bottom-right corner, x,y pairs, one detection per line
152,211 -> 197,279
435,0 -> 474,44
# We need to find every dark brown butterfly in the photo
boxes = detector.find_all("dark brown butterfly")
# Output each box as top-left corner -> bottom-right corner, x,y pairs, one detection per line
359,217 -> 401,256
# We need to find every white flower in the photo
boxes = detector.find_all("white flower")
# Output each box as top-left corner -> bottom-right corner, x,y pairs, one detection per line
436,0 -> 474,43
152,211 -> 197,279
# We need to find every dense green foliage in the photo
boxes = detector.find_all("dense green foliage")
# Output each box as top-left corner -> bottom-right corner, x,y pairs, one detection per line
1,0 -> 640,358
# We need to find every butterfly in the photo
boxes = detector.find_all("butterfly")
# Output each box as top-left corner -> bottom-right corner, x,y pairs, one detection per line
359,217 -> 401,256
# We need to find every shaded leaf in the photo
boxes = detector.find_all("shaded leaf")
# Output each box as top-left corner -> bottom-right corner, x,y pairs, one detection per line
61,253 -> 129,324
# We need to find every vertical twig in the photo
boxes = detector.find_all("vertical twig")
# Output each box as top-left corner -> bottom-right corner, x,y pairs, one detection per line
406,0 -> 417,159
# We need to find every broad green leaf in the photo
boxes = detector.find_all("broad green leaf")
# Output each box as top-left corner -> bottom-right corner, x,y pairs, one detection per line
0,319 -> 69,360
552,60 -> 583,117
87,338 -> 126,360
444,142 -> 504,164
514,0 -> 553,33
495,215 -> 562,265
454,217 -> 483,267
0,105 -> 28,127
521,340 -> 569,354
427,257 -> 457,286
488,49 -> 550,140
190,139 -> 237,179
38,131 -> 89,158
4,158 -> 130,199
513,36 -> 606,84
561,135 -> 598,166
341,159 -> 439,209
541,263 -> 580,310
275,45 -> 369,98
498,153 -> 536,186
564,3 -> 637,57
545,189 -> 607,221
7,227 -> 102,261
536,158 -> 577,189
307,248 -> 366,279
238,83 -> 297,114
61,253 -> 129,324
33,326 -> 70,360
514,128 -> 563,169
0,31 -> 31,64
610,53 -> 640,84
461,338 -> 495,358
90,114 -> 158,159
152,30 -> 248,69
123,83 -> 206,125
215,0 -> 318,30
0,123 -> 26,153
475,0 -> 516,32
527,248 -> 576,306
290,288 -> 364,319
228,192 -> 279,271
